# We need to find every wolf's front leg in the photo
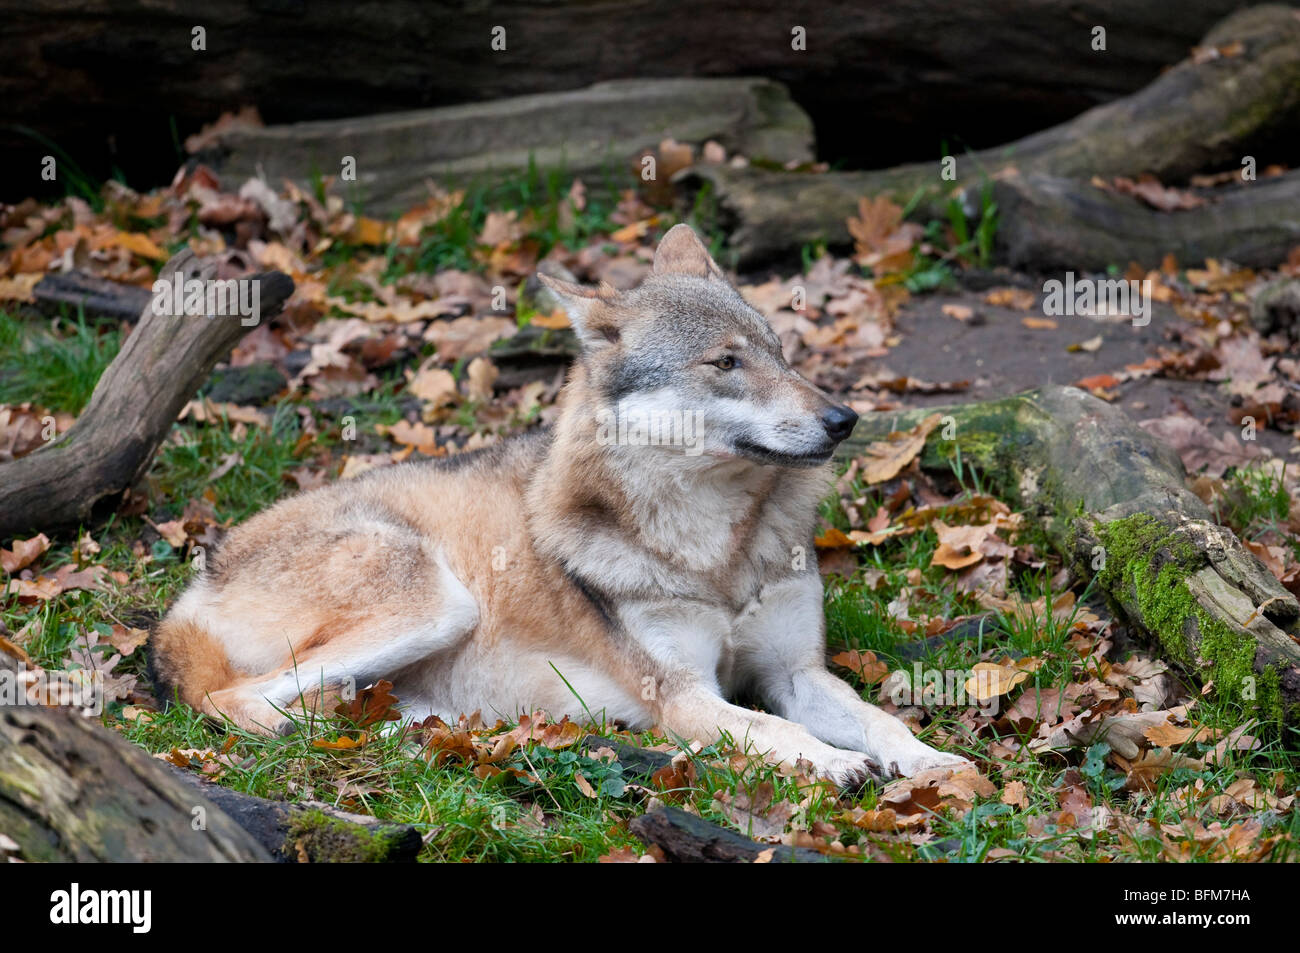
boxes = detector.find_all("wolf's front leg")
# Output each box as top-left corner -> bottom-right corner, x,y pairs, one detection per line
656,683 -> 882,789
738,574 -> 970,778
787,668 -> 970,777
615,600 -> 879,787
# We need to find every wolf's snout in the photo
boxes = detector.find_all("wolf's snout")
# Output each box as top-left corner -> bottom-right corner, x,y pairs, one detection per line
820,404 -> 859,442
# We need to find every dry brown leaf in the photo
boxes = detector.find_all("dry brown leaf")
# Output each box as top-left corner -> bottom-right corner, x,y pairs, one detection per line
1142,721 -> 1205,747
964,661 -> 1030,702
930,520 -> 995,571
1112,174 -> 1205,211
1125,748 -> 1204,793
859,412 -> 942,484
984,288 -> 1036,310
407,361 -> 459,407
0,533 -> 51,573
465,357 -> 498,402
1001,780 -> 1029,808
830,649 -> 889,685
108,625 -> 149,656
529,308 -> 571,329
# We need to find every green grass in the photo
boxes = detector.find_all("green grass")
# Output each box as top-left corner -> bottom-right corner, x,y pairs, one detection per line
116,705 -> 864,862
1220,464 -> 1293,549
152,404 -> 311,523
118,704 -> 645,862
0,309 -> 122,414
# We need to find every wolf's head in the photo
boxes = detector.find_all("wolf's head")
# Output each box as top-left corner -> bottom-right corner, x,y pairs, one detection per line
538,224 -> 858,467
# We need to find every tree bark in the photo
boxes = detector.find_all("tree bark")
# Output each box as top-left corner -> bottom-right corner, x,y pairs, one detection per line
0,0 -> 1252,193
838,385 -> 1300,722
0,645 -> 421,862
581,734 -> 674,781
0,252 -> 293,539
992,170 -> 1300,272
677,6 -> 1300,267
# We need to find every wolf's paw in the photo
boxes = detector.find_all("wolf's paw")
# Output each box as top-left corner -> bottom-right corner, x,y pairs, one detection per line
202,690 -> 293,737
816,751 -> 885,791
884,748 -> 972,779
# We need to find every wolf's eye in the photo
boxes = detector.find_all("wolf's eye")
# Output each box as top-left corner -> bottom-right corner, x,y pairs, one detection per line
710,355 -> 737,370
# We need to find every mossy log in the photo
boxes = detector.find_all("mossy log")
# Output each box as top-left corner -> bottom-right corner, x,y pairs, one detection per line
837,385 -> 1300,722
0,252 -> 293,539
163,765 -> 421,862
677,6 -> 1300,267
0,646 -> 420,862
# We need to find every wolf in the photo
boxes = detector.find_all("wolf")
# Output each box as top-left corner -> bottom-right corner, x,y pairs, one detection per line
151,224 -> 968,785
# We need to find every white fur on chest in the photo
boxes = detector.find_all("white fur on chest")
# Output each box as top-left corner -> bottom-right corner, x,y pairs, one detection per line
617,573 -> 817,699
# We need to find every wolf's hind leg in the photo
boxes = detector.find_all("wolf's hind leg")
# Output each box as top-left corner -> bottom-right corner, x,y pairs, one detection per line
201,617 -> 470,732
203,558 -> 480,734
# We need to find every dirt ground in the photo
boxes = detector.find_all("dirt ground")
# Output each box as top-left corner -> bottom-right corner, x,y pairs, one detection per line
880,286 -> 1297,462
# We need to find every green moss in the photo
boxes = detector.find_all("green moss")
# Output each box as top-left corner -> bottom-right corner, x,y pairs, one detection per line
285,809 -> 405,863
921,417 -> 1025,493
1095,514 -> 1283,723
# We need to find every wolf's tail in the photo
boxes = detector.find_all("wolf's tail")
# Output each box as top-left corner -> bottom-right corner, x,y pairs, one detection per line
144,621 -> 177,708
148,615 -> 237,710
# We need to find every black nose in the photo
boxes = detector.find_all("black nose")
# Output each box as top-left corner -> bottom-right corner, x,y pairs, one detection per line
820,404 -> 859,441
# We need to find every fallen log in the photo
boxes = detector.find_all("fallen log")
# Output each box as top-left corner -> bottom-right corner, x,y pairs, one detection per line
581,734 -> 673,781
201,79 -> 814,215
31,270 -> 155,322
163,765 -> 421,862
0,646 -> 270,862
1,0 -> 1249,193
0,252 -> 293,538
629,806 -> 830,863
992,170 -> 1300,272
837,385 -> 1300,723
677,6 -> 1300,267
0,643 -> 418,862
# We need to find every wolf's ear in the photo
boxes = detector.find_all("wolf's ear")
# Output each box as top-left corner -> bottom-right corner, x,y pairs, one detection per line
537,273 -> 621,349
653,224 -> 725,281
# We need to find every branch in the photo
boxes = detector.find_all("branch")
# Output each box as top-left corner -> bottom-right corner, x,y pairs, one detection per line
0,252 -> 293,538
